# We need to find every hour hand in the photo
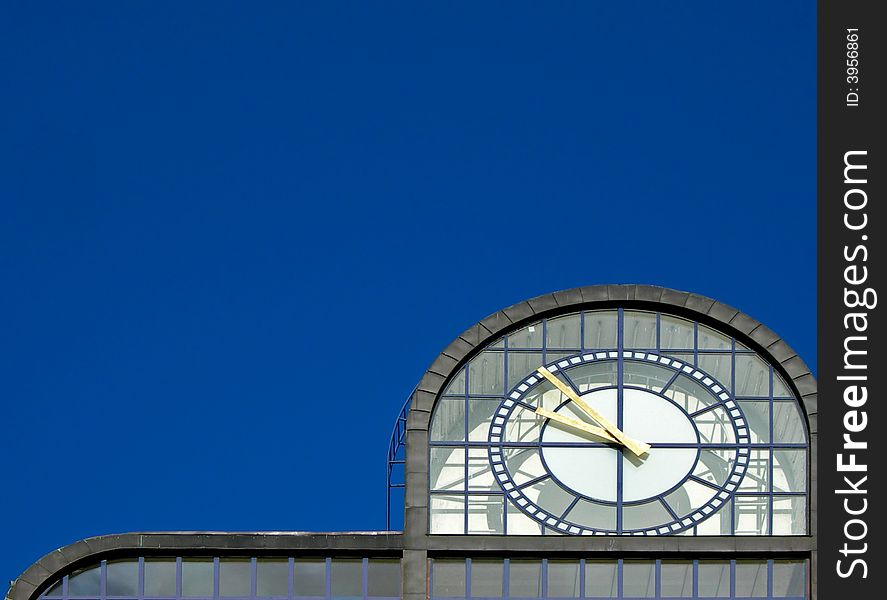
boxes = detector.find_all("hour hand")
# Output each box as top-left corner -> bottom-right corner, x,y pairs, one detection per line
534,406 -> 618,442
536,366 -> 651,456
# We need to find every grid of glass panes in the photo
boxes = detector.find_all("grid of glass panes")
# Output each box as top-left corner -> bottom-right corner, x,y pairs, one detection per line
428,310 -> 808,536
429,558 -> 807,599
40,558 -> 400,600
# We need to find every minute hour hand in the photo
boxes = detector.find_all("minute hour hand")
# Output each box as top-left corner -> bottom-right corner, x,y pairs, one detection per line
536,366 -> 651,457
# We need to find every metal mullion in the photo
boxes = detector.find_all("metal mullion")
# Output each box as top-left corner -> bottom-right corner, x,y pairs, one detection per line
464,366 -> 470,535
101,561 -> 107,600
502,559 -> 509,599
767,559 -> 773,599
654,559 -> 660,599
138,558 -> 145,600
692,560 -> 698,599
768,366 -> 775,536
213,559 -> 220,600
361,558 -> 368,600
616,559 -> 623,600
541,559 -> 548,598
578,559 -> 585,599
250,559 -> 257,600
287,558 -> 294,600
176,558 -> 182,600
466,559 -> 472,600
324,559 -> 331,600
616,308 -> 624,535
729,560 -> 736,599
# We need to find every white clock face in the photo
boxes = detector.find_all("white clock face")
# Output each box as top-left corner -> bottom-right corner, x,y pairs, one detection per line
488,352 -> 751,535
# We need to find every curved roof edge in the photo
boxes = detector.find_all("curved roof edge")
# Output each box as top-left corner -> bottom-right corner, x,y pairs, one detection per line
407,284 -> 817,433
6,531 -> 403,600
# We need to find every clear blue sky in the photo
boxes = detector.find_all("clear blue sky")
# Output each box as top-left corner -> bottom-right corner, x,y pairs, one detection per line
1,2 -> 814,583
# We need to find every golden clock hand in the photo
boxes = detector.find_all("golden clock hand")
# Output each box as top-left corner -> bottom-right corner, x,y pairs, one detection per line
536,366 -> 651,456
534,406 -> 618,442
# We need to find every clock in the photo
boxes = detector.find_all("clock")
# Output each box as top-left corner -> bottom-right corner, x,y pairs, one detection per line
487,351 -> 751,535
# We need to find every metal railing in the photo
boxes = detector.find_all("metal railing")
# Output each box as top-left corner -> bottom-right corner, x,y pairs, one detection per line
385,388 -> 413,530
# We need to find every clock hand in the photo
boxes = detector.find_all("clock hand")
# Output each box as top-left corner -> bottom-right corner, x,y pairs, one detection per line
536,366 -> 651,456
534,406 -> 618,442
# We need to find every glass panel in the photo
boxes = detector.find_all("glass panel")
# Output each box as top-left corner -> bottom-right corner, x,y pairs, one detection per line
145,560 -> 177,597
583,311 -> 618,350
739,401 -> 770,443
430,495 -> 465,534
621,561 -> 655,598
508,560 -> 542,598
735,356 -> 770,397
584,560 -> 617,598
506,502 -> 542,534
431,398 -> 465,442
503,448 -> 545,485
660,561 -> 693,598
660,315 -> 695,349
293,559 -> 325,597
623,311 -> 657,349
695,499 -> 732,535
431,559 -> 465,597
430,447 -> 466,491
43,581 -> 63,598
468,399 -> 499,442
697,353 -> 731,390
469,352 -> 505,395
734,496 -> 770,535
693,449 -> 737,486
773,449 -> 807,492
773,401 -> 807,443
622,500 -> 673,530
467,495 -> 503,534
546,315 -> 581,349
697,561 -> 730,598
522,478 -> 576,518
773,496 -> 807,535
467,448 -> 497,491
470,560 -> 503,598
68,566 -> 101,597
735,561 -> 768,597
664,479 -> 717,518
565,499 -> 616,530
739,449 -> 770,492
256,560 -> 288,597
367,560 -> 400,598
562,361 -> 617,393
502,405 -> 542,444
773,373 -> 793,398
107,560 -> 139,596
665,374 -> 721,414
546,561 -> 579,598
507,353 -> 544,391
697,324 -> 732,350
443,369 -> 466,395
772,560 -> 806,597
694,406 -> 736,444
509,322 -> 544,349
182,560 -> 214,597
219,560 -> 250,597
331,559 -> 362,600
622,361 -> 674,392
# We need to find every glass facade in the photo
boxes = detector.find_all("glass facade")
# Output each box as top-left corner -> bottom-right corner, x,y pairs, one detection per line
429,310 -> 808,536
430,558 -> 806,599
41,558 -> 400,600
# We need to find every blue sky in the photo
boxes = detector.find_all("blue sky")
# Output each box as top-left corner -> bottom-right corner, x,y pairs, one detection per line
1,2 -> 814,582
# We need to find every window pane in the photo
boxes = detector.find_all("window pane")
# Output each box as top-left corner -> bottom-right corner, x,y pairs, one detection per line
468,448 -> 497,491
43,580 -> 63,598
145,560 -> 176,597
546,315 -> 581,349
430,448 -> 466,491
583,311 -> 618,350
735,356 -> 770,397
469,352 -> 505,395
443,369 -> 466,396
697,324 -> 732,350
739,401 -> 770,444
507,353 -> 544,391
508,560 -> 541,598
772,561 -> 806,597
293,560 -> 325,597
622,561 -> 655,598
697,353 -> 731,390
432,560 -> 465,598
660,315 -> 695,349
623,311 -> 656,349
220,560 -> 251,597
773,496 -> 807,535
739,449 -> 770,492
734,496 -> 770,535
68,566 -> 101,597
622,361 -> 674,392
367,560 -> 400,598
107,560 -> 139,596
584,561 -> 617,598
431,397 -> 465,442
257,560 -> 289,597
773,401 -> 807,443
467,495 -> 503,534
468,399 -> 499,442
773,449 -> 807,493
430,495 -> 465,534
546,561 -> 579,598
735,561 -> 768,597
697,561 -> 730,598
182,560 -> 214,597
331,560 -> 362,600
509,323 -> 544,349
660,561 -> 693,598
470,560 -> 503,598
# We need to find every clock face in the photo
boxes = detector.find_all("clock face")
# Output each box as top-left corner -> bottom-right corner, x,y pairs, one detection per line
488,351 -> 751,535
